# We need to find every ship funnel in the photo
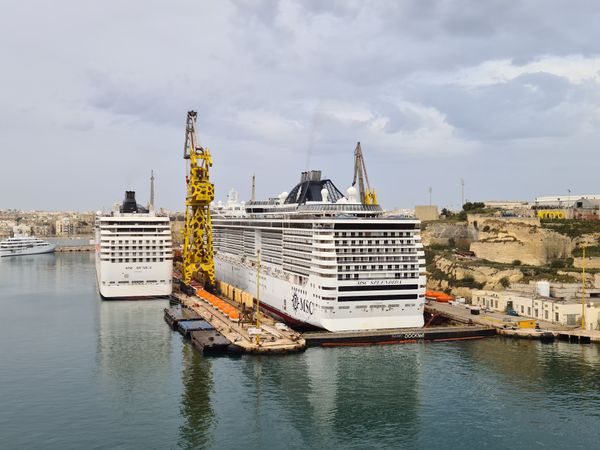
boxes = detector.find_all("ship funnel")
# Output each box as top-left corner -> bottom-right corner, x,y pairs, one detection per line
122,191 -> 139,213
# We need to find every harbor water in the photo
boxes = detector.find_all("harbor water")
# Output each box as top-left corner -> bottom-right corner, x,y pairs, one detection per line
1,253 -> 599,449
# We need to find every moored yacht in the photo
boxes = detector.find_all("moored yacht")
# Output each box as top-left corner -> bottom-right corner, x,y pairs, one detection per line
0,235 -> 56,257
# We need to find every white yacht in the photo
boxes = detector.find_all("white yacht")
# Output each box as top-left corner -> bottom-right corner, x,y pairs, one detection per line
0,235 -> 56,257
95,191 -> 173,299
212,170 -> 426,332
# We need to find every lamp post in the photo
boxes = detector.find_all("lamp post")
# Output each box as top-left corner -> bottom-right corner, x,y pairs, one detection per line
581,246 -> 586,330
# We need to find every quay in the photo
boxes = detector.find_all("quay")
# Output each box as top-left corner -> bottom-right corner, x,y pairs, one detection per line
55,245 -> 94,252
426,301 -> 600,344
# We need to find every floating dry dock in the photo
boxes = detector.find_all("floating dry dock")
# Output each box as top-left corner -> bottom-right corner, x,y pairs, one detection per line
169,292 -> 306,354
167,291 -> 498,353
303,325 -> 495,346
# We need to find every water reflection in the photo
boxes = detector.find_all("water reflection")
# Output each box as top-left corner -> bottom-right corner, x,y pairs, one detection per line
178,345 -> 214,449
96,300 -> 173,382
465,338 -> 600,399
231,345 -> 423,449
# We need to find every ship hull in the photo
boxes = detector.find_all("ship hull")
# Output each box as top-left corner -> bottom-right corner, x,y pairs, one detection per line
95,252 -> 172,299
0,243 -> 55,257
215,256 -> 425,332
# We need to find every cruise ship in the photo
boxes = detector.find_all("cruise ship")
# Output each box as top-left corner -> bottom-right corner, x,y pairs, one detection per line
0,235 -> 56,257
212,170 -> 426,332
95,191 -> 173,299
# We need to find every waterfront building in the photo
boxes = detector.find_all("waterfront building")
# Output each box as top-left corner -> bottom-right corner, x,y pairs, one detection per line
472,288 -> 600,330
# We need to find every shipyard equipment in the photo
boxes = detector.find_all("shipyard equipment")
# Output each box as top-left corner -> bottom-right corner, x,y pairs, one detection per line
352,142 -> 378,205
182,111 -> 216,287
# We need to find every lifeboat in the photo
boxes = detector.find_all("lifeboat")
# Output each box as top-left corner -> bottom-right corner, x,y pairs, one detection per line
425,290 -> 454,302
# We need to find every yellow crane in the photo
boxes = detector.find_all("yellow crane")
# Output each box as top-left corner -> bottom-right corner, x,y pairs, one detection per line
182,111 -> 215,288
352,141 -> 378,205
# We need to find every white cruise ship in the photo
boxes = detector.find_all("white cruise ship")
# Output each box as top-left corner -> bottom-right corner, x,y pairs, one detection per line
212,170 -> 426,332
0,235 -> 56,257
95,191 -> 173,299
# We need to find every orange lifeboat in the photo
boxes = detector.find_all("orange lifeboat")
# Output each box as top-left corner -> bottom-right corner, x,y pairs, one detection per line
435,293 -> 454,303
425,290 -> 454,302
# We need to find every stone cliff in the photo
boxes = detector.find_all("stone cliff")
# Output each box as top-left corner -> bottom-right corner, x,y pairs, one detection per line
467,215 -> 571,265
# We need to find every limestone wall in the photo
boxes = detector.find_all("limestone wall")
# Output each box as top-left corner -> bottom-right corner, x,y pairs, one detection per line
427,255 -> 523,298
467,215 -> 571,265
573,257 -> 600,269
421,222 -> 470,246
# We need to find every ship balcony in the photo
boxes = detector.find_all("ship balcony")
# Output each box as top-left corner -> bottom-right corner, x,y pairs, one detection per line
312,249 -> 337,257
313,242 -> 335,250
310,266 -> 338,275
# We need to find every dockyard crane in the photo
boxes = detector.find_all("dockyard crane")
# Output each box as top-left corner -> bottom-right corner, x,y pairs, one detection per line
182,111 -> 216,288
352,142 -> 378,205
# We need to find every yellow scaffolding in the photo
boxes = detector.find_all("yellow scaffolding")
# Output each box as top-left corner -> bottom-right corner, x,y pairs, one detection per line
182,111 -> 215,287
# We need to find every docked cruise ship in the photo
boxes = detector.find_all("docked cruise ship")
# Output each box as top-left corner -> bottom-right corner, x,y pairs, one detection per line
95,191 -> 173,299
212,170 -> 426,332
0,235 -> 56,257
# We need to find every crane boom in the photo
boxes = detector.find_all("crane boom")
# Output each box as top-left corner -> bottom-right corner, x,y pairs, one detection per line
182,111 -> 215,287
352,142 -> 377,205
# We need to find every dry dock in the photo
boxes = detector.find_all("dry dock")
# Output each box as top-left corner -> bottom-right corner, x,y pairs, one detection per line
303,325 -> 495,347
171,291 -> 306,354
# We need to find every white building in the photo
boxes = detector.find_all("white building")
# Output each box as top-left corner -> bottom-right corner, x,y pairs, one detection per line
472,289 -> 600,330
534,195 -> 600,209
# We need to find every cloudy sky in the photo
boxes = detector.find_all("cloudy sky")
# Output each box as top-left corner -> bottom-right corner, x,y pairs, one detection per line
2,0 -> 600,212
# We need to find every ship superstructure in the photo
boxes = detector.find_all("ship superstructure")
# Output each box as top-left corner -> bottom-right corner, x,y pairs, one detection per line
95,191 -> 173,299
212,170 -> 426,332
0,235 -> 55,257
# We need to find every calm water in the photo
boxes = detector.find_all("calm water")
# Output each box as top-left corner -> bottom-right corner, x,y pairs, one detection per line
1,254 -> 599,450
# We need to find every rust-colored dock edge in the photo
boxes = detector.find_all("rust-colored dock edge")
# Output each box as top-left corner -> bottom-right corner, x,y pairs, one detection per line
303,326 -> 496,347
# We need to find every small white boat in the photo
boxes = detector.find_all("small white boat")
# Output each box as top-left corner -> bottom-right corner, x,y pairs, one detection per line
0,235 -> 56,257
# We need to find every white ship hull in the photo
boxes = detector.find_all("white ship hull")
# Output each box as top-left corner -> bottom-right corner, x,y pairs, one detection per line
0,242 -> 55,257
212,170 -> 427,332
215,256 -> 425,331
95,254 -> 172,299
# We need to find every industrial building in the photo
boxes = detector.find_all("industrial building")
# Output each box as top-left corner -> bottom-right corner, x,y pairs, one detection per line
533,195 -> 600,209
472,281 -> 600,330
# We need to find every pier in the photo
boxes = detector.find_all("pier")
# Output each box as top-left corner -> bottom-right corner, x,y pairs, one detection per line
426,301 -> 600,343
55,245 -> 94,252
168,291 -> 306,354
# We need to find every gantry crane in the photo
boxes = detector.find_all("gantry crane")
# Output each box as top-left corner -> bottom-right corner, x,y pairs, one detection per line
352,142 -> 378,205
182,111 -> 215,288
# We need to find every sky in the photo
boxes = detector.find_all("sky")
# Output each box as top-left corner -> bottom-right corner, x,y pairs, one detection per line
1,0 -> 600,212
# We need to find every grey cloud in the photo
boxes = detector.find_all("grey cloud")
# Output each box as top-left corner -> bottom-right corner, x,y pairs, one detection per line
2,0 -> 600,211
410,72 -> 596,141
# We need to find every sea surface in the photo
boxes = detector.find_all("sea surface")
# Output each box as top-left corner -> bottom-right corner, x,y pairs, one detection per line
1,253 -> 599,450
